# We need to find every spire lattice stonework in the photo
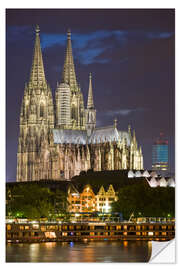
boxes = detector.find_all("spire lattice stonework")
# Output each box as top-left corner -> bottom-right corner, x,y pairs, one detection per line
16,25 -> 54,182
62,29 -> 78,91
87,73 -> 94,109
29,25 -> 46,86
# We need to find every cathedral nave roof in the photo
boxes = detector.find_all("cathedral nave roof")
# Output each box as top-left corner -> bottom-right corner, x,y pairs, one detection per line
53,129 -> 87,144
53,126 -> 131,145
89,126 -> 120,144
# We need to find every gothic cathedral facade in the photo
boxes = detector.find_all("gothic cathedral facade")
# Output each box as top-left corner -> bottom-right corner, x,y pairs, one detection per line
16,26 -> 143,182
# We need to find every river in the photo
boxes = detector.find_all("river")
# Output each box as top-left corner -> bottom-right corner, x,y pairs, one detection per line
6,240 -> 152,262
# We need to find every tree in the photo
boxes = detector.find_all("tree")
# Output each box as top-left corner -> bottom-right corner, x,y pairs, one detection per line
6,184 -> 54,219
50,189 -> 69,219
111,182 -> 175,220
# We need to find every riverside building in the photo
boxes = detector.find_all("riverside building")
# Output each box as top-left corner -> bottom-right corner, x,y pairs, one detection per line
68,184 -> 118,213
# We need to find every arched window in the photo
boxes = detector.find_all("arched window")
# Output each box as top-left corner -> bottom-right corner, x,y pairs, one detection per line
23,105 -> 26,117
40,103 -> 44,117
71,105 -> 76,120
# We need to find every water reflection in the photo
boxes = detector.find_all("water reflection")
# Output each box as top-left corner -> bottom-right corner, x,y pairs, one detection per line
44,242 -> 56,248
69,241 -> 74,247
6,241 -> 152,263
29,243 -> 40,261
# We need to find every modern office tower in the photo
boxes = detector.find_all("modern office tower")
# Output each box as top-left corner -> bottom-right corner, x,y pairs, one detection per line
152,133 -> 168,172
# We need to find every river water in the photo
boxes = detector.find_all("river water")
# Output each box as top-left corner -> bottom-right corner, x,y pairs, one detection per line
6,241 -> 152,263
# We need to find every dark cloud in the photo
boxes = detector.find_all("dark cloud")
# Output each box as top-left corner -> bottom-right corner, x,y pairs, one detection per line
106,108 -> 149,117
6,9 -> 175,181
7,25 -> 174,66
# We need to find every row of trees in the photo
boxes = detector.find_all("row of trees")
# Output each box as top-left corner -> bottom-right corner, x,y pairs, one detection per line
6,184 -> 68,219
6,180 -> 175,220
111,182 -> 175,220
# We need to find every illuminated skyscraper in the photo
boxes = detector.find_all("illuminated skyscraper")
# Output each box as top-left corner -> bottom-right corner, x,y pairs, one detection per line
152,133 -> 168,171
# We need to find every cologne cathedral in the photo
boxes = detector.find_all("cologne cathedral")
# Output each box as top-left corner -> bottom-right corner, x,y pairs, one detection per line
16,26 -> 143,182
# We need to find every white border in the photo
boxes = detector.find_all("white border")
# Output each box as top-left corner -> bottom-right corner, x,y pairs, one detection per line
1,1 -> 179,269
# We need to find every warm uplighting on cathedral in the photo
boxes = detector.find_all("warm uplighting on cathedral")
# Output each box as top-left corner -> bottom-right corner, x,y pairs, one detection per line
17,26 -> 143,182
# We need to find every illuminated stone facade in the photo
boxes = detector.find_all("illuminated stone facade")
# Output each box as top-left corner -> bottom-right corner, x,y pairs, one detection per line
67,184 -> 118,213
16,26 -> 143,182
56,29 -> 86,130
16,26 -> 54,181
96,184 -> 118,212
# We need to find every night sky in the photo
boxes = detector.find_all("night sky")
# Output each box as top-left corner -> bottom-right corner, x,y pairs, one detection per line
6,9 -> 175,182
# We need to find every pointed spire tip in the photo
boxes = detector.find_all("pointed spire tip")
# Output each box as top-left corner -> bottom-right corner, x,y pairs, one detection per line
114,118 -> 117,128
35,25 -> 40,34
30,24 -> 46,84
61,28 -> 77,89
128,124 -> 131,134
67,29 -> 71,39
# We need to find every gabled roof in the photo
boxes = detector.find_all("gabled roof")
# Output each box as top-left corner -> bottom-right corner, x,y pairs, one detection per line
167,178 -> 175,187
150,171 -> 158,178
72,181 -> 119,195
81,184 -> 95,195
135,171 -> 142,177
128,170 -> 134,178
97,186 -> 106,195
159,177 -> 167,187
142,170 -> 150,177
68,183 -> 79,195
106,184 -> 115,194
148,177 -> 158,187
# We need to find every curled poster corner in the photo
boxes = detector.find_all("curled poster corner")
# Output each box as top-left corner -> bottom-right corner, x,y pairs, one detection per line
150,239 -> 175,263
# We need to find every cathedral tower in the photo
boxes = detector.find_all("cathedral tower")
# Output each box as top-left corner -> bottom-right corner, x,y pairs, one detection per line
16,27 -> 144,182
16,25 -> 54,181
85,73 -> 96,136
59,29 -> 85,130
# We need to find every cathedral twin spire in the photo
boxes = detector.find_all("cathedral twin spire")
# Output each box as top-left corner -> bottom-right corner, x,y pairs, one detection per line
17,26 -> 144,182
29,25 -> 46,86
61,29 -> 78,92
62,29 -> 95,111
30,26 -> 94,109
29,26 -> 95,130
